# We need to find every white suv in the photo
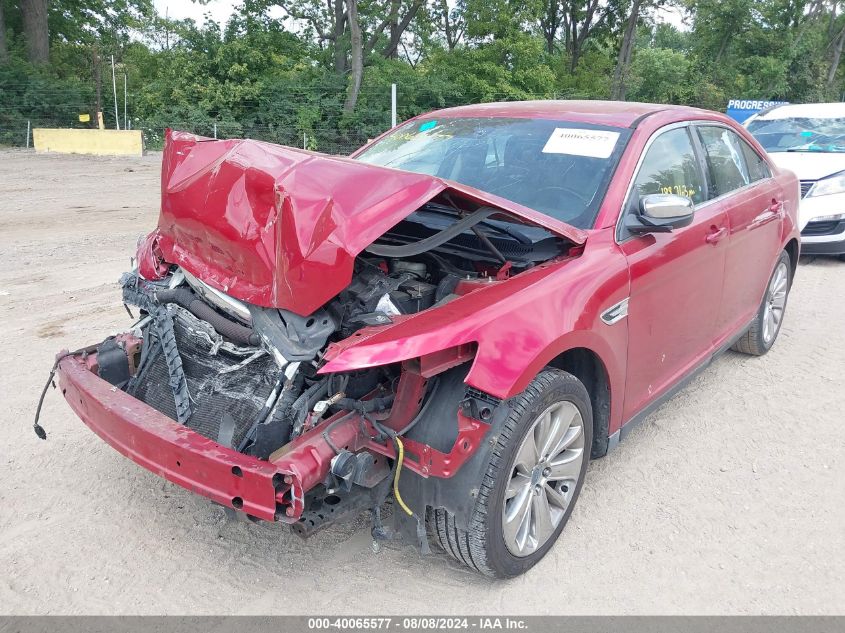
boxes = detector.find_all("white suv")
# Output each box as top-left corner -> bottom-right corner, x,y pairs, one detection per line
746,102 -> 845,259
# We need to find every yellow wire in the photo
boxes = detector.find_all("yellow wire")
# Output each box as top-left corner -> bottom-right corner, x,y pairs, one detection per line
392,436 -> 414,516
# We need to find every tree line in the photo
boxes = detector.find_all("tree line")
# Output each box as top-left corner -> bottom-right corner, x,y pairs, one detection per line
1,0 -> 844,150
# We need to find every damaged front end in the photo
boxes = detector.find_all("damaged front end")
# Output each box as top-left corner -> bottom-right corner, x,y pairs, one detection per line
49,130 -> 582,545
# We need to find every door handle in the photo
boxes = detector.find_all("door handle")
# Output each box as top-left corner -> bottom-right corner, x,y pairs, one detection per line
705,226 -> 728,244
751,199 -> 784,229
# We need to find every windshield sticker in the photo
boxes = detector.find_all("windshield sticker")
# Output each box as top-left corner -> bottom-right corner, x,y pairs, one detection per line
419,120 -> 437,132
542,128 -> 620,158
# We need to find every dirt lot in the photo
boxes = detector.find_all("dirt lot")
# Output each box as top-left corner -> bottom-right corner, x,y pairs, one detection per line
0,149 -> 843,615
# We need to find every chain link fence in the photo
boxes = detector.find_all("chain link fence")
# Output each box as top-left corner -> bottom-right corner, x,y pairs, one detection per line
0,119 -> 374,156
132,121 -> 373,156
0,113 -> 378,156
1,82 -> 596,156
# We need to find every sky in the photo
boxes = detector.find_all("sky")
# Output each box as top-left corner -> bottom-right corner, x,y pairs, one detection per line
153,0 -> 242,25
153,0 -> 688,31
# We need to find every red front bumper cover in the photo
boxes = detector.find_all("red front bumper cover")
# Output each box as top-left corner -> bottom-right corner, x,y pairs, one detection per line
57,351 -> 489,523
57,354 -> 289,521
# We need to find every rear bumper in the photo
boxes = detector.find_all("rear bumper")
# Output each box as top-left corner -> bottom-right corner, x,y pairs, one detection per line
57,354 -> 287,521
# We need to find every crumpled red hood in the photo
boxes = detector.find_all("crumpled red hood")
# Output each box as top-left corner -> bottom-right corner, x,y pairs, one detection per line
153,129 -> 586,315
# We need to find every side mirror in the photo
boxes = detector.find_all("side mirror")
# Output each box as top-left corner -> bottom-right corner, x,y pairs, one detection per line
627,193 -> 695,234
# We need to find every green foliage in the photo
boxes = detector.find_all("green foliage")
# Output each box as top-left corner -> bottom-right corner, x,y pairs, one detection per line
0,59 -> 94,145
651,23 -> 690,52
2,0 -> 845,151
554,48 -> 615,99
626,47 -> 690,103
420,34 -> 557,103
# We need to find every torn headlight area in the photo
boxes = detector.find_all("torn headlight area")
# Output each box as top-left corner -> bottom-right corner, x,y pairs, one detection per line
117,246 -> 494,458
122,259 -> 485,459
75,262 -> 493,533
135,231 -> 169,281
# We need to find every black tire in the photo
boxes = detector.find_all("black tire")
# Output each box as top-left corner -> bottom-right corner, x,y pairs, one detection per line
431,369 -> 592,578
733,250 -> 792,356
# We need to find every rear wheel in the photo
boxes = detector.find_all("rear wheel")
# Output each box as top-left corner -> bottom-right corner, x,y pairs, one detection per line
431,369 -> 592,578
733,250 -> 791,356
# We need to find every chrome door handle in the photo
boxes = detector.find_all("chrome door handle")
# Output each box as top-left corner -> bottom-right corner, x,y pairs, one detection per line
706,226 -> 728,244
751,200 -> 783,229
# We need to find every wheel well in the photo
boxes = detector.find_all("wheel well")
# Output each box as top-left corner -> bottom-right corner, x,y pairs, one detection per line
785,238 -> 799,280
547,348 -> 611,459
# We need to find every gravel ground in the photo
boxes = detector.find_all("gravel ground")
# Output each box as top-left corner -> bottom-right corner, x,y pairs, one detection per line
0,150 -> 843,615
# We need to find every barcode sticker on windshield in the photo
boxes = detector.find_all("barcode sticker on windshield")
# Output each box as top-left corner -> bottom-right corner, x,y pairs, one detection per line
542,128 -> 620,158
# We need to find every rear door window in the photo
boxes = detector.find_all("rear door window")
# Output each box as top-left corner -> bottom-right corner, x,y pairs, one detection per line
632,127 -> 705,205
697,126 -> 751,198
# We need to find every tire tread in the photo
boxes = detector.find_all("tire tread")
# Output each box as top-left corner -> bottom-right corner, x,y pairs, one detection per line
430,369 -> 586,577
732,250 -> 791,357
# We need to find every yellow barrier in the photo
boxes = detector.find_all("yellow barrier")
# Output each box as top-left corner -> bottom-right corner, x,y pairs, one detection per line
32,128 -> 144,156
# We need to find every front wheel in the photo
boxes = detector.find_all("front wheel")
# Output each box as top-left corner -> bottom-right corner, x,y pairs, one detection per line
431,369 -> 592,578
733,250 -> 792,356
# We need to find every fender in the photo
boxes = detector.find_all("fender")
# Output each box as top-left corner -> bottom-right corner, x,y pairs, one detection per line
502,328 -> 626,437
319,256 -> 572,381
320,230 -> 631,435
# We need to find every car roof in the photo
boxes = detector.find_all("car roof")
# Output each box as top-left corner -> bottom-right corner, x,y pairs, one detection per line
754,102 -> 845,120
427,100 -> 714,128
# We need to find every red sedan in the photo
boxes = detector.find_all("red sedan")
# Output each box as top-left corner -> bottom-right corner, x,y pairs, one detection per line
45,101 -> 800,578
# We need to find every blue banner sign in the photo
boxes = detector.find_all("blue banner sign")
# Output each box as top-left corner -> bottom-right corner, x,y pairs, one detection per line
725,99 -> 789,123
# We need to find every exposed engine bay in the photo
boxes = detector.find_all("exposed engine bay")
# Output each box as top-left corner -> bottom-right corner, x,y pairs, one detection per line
72,198 -> 568,537
113,201 -> 564,457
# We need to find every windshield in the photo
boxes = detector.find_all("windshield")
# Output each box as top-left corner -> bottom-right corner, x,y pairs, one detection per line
747,116 -> 845,153
355,117 -> 630,229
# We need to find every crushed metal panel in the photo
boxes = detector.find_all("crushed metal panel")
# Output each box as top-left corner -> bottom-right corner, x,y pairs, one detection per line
155,130 -> 586,316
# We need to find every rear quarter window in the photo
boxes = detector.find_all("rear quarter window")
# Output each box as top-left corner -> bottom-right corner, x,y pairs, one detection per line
739,138 -> 772,182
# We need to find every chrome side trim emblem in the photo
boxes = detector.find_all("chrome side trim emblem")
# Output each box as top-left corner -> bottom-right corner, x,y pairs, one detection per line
601,298 -> 629,325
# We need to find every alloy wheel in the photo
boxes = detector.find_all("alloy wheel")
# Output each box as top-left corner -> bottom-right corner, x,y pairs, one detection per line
502,400 -> 585,557
762,261 -> 789,344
